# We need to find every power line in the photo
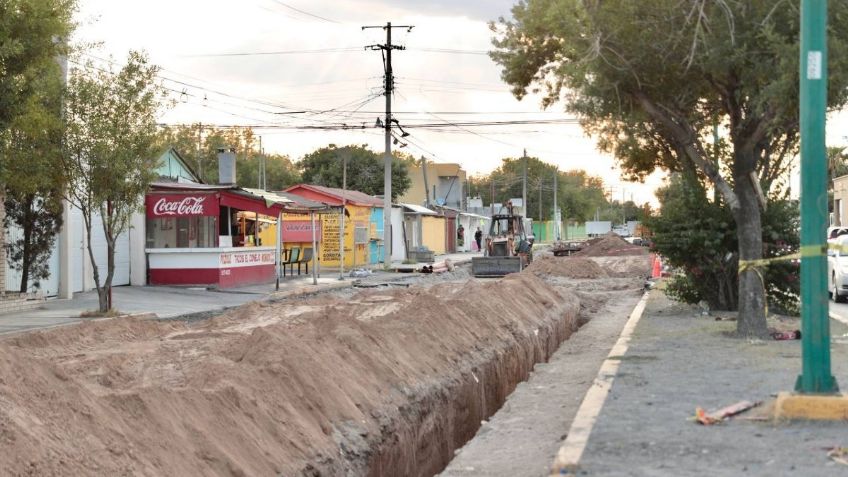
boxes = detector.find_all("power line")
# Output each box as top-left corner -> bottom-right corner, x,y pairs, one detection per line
181,47 -> 361,58
268,0 -> 340,24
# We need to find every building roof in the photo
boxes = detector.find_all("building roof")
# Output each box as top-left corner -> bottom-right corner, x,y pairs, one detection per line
284,184 -> 384,207
398,203 -> 439,215
271,191 -> 330,212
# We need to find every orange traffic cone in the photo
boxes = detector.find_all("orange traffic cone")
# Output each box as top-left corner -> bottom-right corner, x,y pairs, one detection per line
651,255 -> 662,279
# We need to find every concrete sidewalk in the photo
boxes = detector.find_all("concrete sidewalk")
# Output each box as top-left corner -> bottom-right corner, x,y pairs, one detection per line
0,251 -> 479,336
571,289 -> 848,476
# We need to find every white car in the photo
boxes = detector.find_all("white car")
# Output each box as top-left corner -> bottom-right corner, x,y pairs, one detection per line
827,235 -> 848,302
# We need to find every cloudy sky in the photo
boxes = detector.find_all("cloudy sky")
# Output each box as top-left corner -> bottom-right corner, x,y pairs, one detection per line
74,0 -> 669,205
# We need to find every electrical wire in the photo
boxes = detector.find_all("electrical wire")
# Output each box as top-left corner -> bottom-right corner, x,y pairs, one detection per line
267,0 -> 340,24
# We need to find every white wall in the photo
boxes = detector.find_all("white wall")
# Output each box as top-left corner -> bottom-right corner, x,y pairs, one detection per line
391,207 -> 406,262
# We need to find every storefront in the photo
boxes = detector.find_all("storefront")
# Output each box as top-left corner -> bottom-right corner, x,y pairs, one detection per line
144,184 -> 296,288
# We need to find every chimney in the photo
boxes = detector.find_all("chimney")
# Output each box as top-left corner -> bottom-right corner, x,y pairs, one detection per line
217,148 -> 236,185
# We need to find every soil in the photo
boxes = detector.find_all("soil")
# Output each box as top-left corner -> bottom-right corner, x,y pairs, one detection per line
525,256 -> 608,279
0,266 -> 580,476
576,233 -> 648,257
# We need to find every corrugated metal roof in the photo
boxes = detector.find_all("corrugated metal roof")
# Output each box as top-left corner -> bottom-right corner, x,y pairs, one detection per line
285,184 -> 384,207
399,203 -> 439,215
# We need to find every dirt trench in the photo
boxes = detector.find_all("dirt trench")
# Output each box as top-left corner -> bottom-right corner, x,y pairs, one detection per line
0,268 -> 582,476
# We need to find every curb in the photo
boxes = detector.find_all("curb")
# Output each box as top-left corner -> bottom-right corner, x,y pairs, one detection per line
550,290 -> 651,476
773,392 -> 848,420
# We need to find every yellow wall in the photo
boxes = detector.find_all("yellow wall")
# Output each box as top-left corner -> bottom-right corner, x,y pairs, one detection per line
422,216 -> 446,254
320,205 -> 371,268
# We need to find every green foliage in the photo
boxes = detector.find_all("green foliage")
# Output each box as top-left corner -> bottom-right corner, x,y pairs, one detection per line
467,156 -> 608,222
299,144 -> 411,200
648,175 -> 799,313
156,125 -> 301,189
1,56 -> 65,292
490,0 -> 848,336
0,0 -> 75,138
62,51 -> 169,311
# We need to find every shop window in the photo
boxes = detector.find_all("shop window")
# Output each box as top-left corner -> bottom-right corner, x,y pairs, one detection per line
146,216 -> 217,249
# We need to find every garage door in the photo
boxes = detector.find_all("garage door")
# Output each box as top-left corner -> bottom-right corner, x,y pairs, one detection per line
90,214 -> 130,287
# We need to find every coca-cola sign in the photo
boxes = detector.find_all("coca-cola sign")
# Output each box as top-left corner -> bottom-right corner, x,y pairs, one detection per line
146,194 -> 218,218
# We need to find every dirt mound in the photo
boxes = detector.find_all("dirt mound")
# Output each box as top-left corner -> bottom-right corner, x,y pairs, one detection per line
0,272 -> 579,476
526,256 -> 609,279
576,233 -> 648,257
590,255 -> 652,278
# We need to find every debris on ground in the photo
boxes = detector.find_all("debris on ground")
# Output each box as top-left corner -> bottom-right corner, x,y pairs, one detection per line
694,400 -> 762,425
826,447 -> 848,466
770,330 -> 801,340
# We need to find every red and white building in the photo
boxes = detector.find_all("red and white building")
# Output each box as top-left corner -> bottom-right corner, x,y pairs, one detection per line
144,183 -> 310,288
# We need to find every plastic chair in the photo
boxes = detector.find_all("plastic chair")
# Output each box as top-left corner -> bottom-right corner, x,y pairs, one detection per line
282,247 -> 300,277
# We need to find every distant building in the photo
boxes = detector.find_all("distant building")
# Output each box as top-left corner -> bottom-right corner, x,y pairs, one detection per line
400,161 -> 467,210
834,174 -> 848,226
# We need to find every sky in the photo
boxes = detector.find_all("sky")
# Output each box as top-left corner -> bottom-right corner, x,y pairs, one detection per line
73,0 -> 667,206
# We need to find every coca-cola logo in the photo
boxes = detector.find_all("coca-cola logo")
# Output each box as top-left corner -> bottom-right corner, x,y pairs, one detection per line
152,196 -> 207,216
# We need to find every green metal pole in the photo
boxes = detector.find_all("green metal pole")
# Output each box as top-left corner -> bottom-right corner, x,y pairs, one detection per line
797,0 -> 838,394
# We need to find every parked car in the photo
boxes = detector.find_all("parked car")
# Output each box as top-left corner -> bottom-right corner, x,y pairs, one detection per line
827,235 -> 848,302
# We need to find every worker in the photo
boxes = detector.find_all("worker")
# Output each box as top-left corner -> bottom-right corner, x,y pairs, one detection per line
457,224 -> 465,247
474,227 -> 483,251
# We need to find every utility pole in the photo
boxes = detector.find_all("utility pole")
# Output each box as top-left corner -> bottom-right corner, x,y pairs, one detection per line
197,122 -> 203,182
364,22 -> 413,269
257,137 -> 262,190
490,179 -> 495,216
421,156 -> 431,207
522,149 -> 528,217
538,179 -> 543,222
553,167 -> 559,240
339,151 -> 348,280
797,0 -> 837,393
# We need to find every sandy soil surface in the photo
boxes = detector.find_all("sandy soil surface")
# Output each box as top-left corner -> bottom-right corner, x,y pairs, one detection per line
575,234 -> 648,258
0,266 -> 580,476
579,290 -> 848,476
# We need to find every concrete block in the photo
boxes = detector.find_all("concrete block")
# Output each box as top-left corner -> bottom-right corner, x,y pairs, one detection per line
774,391 -> 848,420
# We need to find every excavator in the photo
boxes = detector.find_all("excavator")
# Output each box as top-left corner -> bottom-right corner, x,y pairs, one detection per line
472,203 -> 533,277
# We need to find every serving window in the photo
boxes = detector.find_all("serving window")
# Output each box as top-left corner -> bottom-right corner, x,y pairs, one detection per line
146,216 -> 218,248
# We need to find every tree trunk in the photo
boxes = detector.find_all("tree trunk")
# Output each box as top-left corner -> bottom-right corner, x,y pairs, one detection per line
83,216 -> 107,313
733,176 -> 768,337
19,195 -> 33,293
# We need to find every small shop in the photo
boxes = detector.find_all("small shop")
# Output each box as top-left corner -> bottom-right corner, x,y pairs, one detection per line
144,183 -> 296,288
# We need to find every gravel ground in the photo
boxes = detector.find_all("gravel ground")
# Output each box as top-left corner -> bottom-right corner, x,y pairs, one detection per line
578,289 -> 848,477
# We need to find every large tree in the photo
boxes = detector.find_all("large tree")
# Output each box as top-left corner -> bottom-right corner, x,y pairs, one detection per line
492,0 -> 848,337
299,144 -> 411,200
157,125 -> 301,189
62,51 -> 168,312
0,0 -> 74,133
468,157 -> 608,223
1,58 -> 65,293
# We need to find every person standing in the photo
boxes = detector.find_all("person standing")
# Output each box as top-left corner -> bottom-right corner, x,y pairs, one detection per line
457,224 -> 465,248
474,227 -> 483,252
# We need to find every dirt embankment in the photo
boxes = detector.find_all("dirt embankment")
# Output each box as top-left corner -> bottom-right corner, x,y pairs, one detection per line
0,272 -> 578,476
575,233 -> 648,257
525,256 -> 609,279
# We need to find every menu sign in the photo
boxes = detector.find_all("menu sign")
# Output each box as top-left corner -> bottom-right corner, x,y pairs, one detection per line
322,214 -> 341,262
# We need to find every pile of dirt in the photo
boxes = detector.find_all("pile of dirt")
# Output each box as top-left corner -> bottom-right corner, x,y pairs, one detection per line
0,272 -> 579,476
589,255 -> 653,278
525,256 -> 609,279
576,233 -> 648,257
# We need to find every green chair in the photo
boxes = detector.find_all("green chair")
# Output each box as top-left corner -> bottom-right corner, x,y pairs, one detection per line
282,247 -> 300,277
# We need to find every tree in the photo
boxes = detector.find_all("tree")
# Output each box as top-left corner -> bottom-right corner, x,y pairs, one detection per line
468,157 -> 607,223
299,144 -> 411,200
61,51 -> 168,312
157,125 -> 301,189
1,57 -> 65,292
492,1 -> 848,337
0,0 -> 74,135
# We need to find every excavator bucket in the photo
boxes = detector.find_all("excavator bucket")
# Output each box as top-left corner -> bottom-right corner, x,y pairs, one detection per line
472,256 -> 524,277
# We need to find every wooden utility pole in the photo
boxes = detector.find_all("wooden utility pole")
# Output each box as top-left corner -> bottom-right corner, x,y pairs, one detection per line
339,151 -> 348,280
364,22 -> 414,268
421,156 -> 430,207
522,149 -> 528,217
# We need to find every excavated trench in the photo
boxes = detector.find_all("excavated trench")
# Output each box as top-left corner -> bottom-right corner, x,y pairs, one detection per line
0,263 -> 588,477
